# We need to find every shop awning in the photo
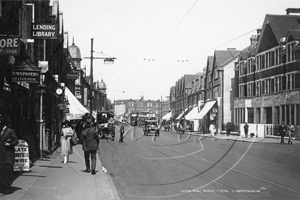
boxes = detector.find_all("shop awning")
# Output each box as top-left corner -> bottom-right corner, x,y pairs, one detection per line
176,108 -> 189,120
162,112 -> 172,120
185,105 -> 199,120
65,87 -> 90,120
194,100 -> 216,120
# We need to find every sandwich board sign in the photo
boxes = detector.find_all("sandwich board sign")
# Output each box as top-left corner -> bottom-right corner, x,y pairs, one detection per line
14,139 -> 31,172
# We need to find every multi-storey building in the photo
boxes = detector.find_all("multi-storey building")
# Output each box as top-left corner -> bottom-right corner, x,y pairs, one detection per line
202,48 -> 241,133
172,74 -> 199,118
0,0 -> 75,158
234,8 -> 300,138
114,98 -> 161,118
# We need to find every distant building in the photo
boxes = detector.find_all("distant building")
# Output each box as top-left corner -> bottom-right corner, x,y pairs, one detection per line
114,98 -> 162,118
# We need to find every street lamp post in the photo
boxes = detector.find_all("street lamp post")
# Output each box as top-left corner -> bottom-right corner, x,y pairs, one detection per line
84,38 -> 116,116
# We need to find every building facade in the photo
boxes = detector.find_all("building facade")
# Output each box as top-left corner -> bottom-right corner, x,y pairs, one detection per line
114,98 -> 161,118
234,9 -> 300,138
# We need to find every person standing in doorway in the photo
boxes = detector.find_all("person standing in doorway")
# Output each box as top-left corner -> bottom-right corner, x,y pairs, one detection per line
244,122 -> 249,138
60,120 -> 75,164
0,113 -> 19,195
278,121 -> 287,144
80,117 -> 99,175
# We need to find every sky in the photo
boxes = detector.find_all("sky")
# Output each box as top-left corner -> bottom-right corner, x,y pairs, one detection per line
58,0 -> 299,101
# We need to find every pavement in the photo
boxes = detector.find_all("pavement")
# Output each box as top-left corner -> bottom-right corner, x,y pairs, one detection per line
184,130 -> 300,144
1,144 -> 120,200
2,129 -> 298,200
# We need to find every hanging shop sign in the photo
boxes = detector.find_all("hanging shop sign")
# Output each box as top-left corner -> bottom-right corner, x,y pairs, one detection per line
63,107 -> 70,113
11,70 -> 39,83
14,140 -> 30,172
66,71 -> 79,79
83,87 -> 88,106
0,36 -> 20,56
32,23 -> 58,39
58,103 -> 66,110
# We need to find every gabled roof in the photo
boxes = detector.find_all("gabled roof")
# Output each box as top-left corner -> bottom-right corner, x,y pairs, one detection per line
257,14 -> 300,52
206,56 -> 214,73
214,49 -> 241,67
286,29 -> 300,42
184,74 -> 199,87
264,14 -> 300,41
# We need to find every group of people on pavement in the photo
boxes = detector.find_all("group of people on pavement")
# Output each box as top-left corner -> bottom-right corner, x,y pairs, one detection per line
60,113 -> 126,175
278,121 -> 295,145
60,113 -> 100,175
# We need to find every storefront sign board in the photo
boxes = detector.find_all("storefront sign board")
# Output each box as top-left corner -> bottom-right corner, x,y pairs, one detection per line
0,36 -> 20,56
14,139 -> 30,172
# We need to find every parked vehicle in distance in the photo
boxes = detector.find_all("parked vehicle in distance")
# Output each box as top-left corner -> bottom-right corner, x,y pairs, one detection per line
97,111 -> 115,142
143,119 -> 160,136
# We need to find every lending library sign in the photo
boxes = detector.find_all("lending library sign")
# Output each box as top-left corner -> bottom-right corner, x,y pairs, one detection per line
32,23 -> 57,39
12,70 -> 39,83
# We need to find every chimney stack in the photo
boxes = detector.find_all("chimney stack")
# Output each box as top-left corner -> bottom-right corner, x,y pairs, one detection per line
286,8 -> 300,15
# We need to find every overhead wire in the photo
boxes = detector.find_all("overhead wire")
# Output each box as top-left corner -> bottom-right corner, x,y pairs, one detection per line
91,8 -> 287,97
126,0 -> 199,93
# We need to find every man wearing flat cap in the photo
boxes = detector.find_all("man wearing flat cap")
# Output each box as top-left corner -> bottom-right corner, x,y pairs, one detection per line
0,113 -> 19,194
80,117 -> 99,175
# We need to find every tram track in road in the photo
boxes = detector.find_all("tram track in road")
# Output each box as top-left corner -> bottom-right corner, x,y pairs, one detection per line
106,126 -> 300,198
141,132 -> 300,197
121,132 -> 254,200
158,130 -> 300,181
117,126 -> 300,181
119,128 -> 300,198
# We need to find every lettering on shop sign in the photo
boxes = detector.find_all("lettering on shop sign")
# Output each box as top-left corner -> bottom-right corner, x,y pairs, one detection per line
0,36 -> 20,56
66,72 -> 79,79
11,70 -> 39,83
14,140 -> 30,172
32,23 -> 57,39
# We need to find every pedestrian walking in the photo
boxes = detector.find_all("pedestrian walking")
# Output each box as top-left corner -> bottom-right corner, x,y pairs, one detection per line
209,122 -> 216,138
0,113 -> 19,195
278,121 -> 287,144
244,122 -> 249,138
75,113 -> 90,139
226,122 -> 232,136
60,120 -> 75,164
80,117 -> 99,175
287,123 -> 295,145
119,121 -> 124,143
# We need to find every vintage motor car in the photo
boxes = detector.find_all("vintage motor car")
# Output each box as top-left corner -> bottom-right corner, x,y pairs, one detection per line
143,120 -> 160,136
97,111 -> 115,142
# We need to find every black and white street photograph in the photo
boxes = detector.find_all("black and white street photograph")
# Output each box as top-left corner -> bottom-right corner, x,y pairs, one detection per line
0,0 -> 300,199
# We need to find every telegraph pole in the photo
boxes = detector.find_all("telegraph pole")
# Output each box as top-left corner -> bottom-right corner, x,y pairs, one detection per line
84,38 -> 116,115
89,38 -> 94,115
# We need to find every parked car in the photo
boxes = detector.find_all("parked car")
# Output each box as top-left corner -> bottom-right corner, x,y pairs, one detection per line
96,111 -> 115,142
143,120 -> 160,136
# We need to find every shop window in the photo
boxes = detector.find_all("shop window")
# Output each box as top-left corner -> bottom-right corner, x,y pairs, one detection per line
281,105 -> 285,122
291,104 -> 295,125
266,107 -> 272,124
247,108 -> 254,123
297,104 -> 300,125
256,108 -> 261,124
286,105 -> 290,125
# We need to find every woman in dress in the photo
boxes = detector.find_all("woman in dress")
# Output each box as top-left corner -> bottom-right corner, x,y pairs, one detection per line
60,120 -> 75,163
209,122 -> 216,138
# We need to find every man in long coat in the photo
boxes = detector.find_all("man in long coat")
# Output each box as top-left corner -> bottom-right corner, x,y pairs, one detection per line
0,113 -> 19,194
80,117 -> 99,175
278,121 -> 287,144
